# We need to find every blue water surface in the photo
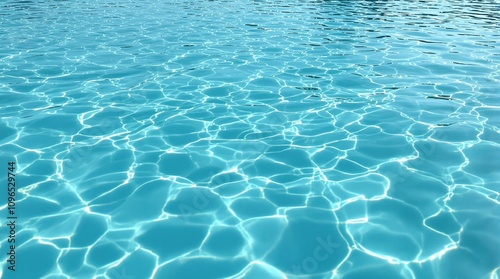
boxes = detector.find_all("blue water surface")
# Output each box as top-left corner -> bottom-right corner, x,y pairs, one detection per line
1,0 -> 499,278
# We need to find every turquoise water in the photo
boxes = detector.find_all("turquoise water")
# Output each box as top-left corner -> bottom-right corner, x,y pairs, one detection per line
1,0 -> 499,278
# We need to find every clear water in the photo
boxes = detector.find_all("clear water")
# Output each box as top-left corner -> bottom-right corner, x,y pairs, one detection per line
1,0 -> 499,278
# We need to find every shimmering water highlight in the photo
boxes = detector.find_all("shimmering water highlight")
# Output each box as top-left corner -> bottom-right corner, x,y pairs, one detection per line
0,0 -> 499,278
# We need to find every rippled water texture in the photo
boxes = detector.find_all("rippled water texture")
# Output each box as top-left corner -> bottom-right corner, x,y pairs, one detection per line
1,0 -> 499,278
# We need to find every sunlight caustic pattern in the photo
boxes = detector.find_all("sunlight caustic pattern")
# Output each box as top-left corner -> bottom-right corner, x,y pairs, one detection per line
0,0 -> 499,278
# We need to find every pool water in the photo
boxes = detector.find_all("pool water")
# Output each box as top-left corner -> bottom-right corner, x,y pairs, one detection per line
1,0 -> 499,278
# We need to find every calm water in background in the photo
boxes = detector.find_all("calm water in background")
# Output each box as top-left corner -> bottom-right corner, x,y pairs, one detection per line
0,0 -> 499,278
